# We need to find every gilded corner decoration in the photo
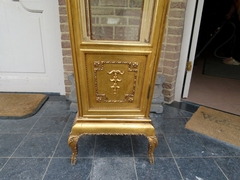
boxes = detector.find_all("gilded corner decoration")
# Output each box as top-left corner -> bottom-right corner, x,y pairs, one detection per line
94,61 -> 138,103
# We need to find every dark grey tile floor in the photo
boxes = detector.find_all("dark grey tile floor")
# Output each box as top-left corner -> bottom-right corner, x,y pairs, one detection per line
0,96 -> 240,180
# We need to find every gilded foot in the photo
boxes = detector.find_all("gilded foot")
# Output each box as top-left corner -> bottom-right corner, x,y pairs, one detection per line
147,136 -> 158,164
68,135 -> 79,165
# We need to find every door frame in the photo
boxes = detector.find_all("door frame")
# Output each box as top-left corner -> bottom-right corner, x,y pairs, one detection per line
175,0 -> 204,101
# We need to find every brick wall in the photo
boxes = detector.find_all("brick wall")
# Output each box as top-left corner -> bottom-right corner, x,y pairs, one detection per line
90,0 -> 143,41
58,0 -> 187,103
159,0 -> 187,102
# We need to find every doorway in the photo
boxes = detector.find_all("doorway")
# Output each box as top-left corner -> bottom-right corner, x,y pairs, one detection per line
178,0 -> 240,115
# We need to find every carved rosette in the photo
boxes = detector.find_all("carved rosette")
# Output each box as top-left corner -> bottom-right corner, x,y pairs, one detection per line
94,61 -> 138,103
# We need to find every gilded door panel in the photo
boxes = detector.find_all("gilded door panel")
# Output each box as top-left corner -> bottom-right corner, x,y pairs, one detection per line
77,50 -> 153,117
88,53 -> 146,106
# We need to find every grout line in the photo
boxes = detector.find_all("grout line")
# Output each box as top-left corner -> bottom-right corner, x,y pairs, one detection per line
130,135 -> 139,180
89,135 -> 97,179
165,155 -> 240,158
194,133 -> 238,180
0,120 -> 7,128
0,158 -> 8,172
161,133 -> 184,180
0,157 -> 52,159
41,111 -> 74,180
212,158 -> 230,180
0,102 -> 49,172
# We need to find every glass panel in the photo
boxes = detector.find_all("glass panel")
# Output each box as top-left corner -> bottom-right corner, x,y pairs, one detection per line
85,0 -> 154,42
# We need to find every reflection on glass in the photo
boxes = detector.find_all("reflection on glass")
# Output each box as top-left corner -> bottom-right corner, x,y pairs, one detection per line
86,0 -> 145,41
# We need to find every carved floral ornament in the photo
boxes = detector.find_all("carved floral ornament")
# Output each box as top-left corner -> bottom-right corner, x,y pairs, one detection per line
94,61 -> 138,103
107,70 -> 124,95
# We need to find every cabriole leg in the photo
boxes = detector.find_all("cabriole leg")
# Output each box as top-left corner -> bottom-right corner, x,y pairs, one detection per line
68,135 -> 80,165
147,135 -> 158,164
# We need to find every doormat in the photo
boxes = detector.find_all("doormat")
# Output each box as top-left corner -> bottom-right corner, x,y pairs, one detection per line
185,106 -> 240,148
0,93 -> 48,119
203,58 -> 240,79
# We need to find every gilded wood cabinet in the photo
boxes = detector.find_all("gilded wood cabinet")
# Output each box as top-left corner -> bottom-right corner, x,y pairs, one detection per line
66,0 -> 169,165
